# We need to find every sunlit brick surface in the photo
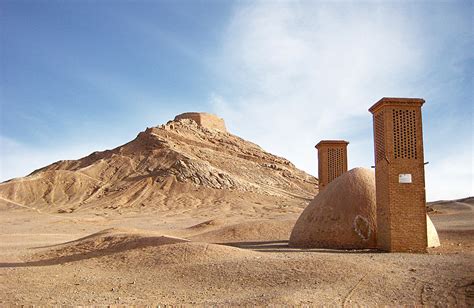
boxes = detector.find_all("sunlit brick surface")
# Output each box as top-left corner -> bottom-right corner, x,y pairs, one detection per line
369,97 -> 427,252
315,140 -> 348,191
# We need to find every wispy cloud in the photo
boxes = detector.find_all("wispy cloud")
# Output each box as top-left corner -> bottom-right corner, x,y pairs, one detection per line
0,135 -> 115,181
425,142 -> 473,201
210,1 -> 472,200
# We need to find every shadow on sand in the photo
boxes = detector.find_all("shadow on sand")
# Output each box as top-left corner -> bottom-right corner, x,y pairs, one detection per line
0,239 -> 183,268
0,240 -> 379,269
221,240 -> 379,254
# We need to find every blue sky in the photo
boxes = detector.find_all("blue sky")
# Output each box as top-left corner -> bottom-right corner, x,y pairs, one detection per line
0,0 -> 472,201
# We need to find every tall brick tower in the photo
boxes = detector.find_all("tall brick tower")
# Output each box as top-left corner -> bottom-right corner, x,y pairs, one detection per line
315,140 -> 349,191
369,97 -> 427,252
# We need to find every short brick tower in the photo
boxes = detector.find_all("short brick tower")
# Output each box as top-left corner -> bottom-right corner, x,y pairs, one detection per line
369,97 -> 427,252
315,140 -> 349,191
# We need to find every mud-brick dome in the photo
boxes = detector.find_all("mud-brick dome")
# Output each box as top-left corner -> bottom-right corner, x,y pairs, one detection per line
289,167 -> 441,249
289,167 -> 377,249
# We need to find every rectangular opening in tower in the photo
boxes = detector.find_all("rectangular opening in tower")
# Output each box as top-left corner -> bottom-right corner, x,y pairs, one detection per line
392,109 -> 418,159
327,147 -> 344,183
374,111 -> 385,162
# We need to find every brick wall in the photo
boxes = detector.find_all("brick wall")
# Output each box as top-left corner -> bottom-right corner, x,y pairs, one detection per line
315,140 -> 349,191
369,97 -> 427,252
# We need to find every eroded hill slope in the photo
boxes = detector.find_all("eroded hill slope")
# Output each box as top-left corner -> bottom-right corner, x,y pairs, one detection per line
0,115 -> 317,213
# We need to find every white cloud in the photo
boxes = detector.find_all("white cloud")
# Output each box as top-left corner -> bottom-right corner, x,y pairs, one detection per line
210,1 -> 472,200
0,136 -> 117,181
425,143 -> 473,201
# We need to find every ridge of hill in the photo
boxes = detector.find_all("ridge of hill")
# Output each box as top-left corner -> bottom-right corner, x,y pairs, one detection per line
0,115 -> 318,213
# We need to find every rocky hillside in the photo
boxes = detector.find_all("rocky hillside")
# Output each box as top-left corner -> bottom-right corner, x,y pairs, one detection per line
0,113 -> 318,213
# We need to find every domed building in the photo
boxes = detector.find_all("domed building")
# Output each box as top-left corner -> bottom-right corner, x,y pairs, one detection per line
289,168 -> 377,249
289,167 -> 440,249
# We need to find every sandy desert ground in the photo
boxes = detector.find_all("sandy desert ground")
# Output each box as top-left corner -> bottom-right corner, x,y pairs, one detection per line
0,197 -> 472,306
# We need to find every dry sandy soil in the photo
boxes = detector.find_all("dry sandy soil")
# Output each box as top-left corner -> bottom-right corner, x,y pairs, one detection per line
0,197 -> 472,306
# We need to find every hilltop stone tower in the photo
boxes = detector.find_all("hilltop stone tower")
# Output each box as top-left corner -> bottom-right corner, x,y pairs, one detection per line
315,140 -> 349,191
369,97 -> 427,252
174,112 -> 227,132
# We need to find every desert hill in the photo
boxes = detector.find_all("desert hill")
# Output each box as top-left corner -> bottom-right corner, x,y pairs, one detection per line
0,113 -> 317,213
428,197 -> 474,213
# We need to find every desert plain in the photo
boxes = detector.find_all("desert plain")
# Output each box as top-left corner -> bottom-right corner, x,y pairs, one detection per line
0,197 -> 473,305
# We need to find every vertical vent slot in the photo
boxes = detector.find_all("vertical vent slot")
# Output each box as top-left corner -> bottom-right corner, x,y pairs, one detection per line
318,150 -> 322,186
374,111 -> 385,162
